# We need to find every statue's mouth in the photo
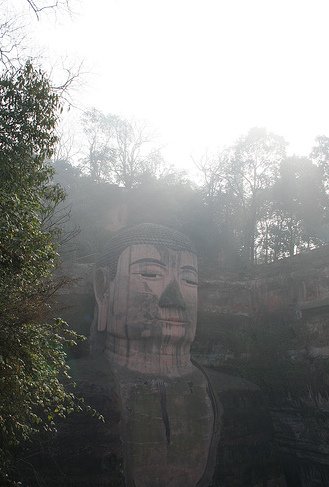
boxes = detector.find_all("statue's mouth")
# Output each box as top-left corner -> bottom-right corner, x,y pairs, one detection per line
157,317 -> 188,325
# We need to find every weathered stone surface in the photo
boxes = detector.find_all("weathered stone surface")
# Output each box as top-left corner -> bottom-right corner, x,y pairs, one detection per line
195,245 -> 329,486
205,369 -> 285,487
113,365 -> 215,487
195,246 -> 329,364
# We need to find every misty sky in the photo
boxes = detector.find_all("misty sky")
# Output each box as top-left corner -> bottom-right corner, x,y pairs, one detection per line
17,0 -> 329,171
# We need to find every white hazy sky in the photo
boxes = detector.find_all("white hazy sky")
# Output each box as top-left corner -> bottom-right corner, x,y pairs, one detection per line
16,0 -> 329,171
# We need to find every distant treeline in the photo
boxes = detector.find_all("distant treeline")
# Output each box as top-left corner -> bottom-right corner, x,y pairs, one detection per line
53,111 -> 329,273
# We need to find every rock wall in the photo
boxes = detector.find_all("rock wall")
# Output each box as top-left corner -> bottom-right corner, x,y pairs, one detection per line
18,261 -> 286,486
195,245 -> 329,486
26,246 -> 329,486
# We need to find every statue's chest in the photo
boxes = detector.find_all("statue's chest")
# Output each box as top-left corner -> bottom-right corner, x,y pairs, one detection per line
118,372 -> 214,487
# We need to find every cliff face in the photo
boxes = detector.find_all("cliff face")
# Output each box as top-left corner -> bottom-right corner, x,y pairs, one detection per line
16,261 -> 285,486
195,246 -> 329,486
26,246 -> 329,485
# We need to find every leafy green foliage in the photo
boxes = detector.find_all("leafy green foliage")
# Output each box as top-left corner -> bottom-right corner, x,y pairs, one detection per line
0,63 -> 83,479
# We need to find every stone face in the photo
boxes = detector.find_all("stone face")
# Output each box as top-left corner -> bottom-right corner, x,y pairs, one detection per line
94,244 -> 198,375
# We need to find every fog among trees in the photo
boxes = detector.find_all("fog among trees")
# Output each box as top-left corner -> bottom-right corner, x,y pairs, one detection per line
52,118 -> 329,273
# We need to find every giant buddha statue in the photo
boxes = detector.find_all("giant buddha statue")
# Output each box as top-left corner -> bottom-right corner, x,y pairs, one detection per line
92,224 -> 217,486
91,223 -> 285,487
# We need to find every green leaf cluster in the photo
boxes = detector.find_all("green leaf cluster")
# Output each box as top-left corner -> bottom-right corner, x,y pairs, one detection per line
0,63 -> 82,479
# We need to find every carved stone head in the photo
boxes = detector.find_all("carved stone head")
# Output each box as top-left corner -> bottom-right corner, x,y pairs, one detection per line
93,223 -> 198,375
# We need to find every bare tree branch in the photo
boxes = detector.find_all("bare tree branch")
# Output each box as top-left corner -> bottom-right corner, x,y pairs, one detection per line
25,0 -> 70,20
80,109 -> 163,188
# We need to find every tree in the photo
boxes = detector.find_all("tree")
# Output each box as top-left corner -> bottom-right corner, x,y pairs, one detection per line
81,108 -> 165,188
0,0 -> 82,112
228,128 -> 287,263
264,157 -> 328,259
193,150 -> 243,269
195,128 -> 287,265
24,0 -> 71,17
0,1 -> 71,69
310,135 -> 329,193
0,62 -> 82,480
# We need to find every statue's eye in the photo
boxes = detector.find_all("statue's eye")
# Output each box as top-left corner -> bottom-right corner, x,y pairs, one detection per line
141,272 -> 158,278
137,266 -> 165,279
181,270 -> 198,286
131,262 -> 166,279
183,278 -> 198,285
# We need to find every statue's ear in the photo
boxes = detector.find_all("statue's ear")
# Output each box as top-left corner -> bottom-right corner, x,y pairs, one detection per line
94,267 -> 110,331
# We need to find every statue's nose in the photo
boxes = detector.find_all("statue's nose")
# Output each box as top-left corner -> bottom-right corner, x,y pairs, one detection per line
158,279 -> 186,310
